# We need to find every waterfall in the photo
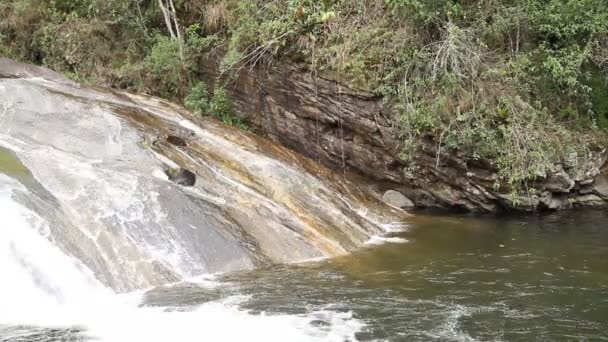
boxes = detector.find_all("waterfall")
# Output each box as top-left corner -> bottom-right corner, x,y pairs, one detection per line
0,175 -> 364,341
0,59 -> 406,341
0,175 -> 110,327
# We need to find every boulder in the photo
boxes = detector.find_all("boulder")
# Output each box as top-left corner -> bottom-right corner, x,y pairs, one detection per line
572,194 -> 605,206
594,173 -> 608,199
538,192 -> 568,210
382,190 -> 414,208
497,193 -> 540,211
544,171 -> 575,193
578,185 -> 595,195
165,168 -> 196,186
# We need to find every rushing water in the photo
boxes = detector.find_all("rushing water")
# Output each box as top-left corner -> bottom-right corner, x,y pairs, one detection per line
2,59 -> 607,341
3,194 -> 607,341
0,59 -> 400,342
0,58 -> 403,290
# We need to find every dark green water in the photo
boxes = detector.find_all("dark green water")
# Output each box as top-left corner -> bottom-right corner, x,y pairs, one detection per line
3,207 -> 608,341
213,210 -> 608,341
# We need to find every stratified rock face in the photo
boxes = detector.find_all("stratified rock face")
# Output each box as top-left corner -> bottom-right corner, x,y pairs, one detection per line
200,57 -> 401,183
198,55 -> 608,212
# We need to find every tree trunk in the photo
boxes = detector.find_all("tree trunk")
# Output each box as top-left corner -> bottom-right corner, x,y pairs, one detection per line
157,0 -> 176,39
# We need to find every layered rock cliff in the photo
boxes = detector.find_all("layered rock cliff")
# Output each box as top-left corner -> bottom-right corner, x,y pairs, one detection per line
199,56 -> 608,212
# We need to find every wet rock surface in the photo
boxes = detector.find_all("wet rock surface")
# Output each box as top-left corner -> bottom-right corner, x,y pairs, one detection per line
0,58 -> 406,291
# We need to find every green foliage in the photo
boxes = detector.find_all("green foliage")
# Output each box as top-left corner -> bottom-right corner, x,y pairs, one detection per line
185,82 -> 211,114
142,35 -> 193,96
2,0 -> 608,193
32,17 -> 116,81
381,0 -> 607,195
386,0 -> 464,25
185,24 -> 219,55
0,33 -> 11,57
219,0 -> 340,73
589,71 -> 608,129
185,82 -> 248,129
208,87 -> 234,120
123,25 -> 218,98
1,0 -> 150,82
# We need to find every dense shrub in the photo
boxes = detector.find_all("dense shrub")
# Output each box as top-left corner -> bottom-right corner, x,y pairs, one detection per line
184,82 -> 211,114
185,82 -> 248,129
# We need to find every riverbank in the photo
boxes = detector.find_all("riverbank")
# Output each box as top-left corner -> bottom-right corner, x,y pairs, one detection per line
194,53 -> 608,212
2,0 -> 607,212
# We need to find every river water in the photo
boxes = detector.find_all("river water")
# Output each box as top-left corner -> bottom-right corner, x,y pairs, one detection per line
3,202 -> 607,341
1,59 -> 607,341
216,211 -> 608,341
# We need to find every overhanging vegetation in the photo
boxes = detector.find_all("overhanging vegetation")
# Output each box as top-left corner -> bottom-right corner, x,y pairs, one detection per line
1,0 -> 607,196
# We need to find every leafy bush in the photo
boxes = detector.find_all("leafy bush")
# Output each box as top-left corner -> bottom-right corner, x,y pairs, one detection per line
208,87 -> 233,120
219,0 -> 339,73
381,0 -> 607,196
185,82 -> 248,129
1,0 -> 149,82
142,35 -> 194,96
185,82 -> 211,114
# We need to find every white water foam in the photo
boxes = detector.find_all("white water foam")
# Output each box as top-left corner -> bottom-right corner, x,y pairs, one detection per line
365,236 -> 410,246
0,176 -> 364,342
382,222 -> 410,233
362,221 -> 410,246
